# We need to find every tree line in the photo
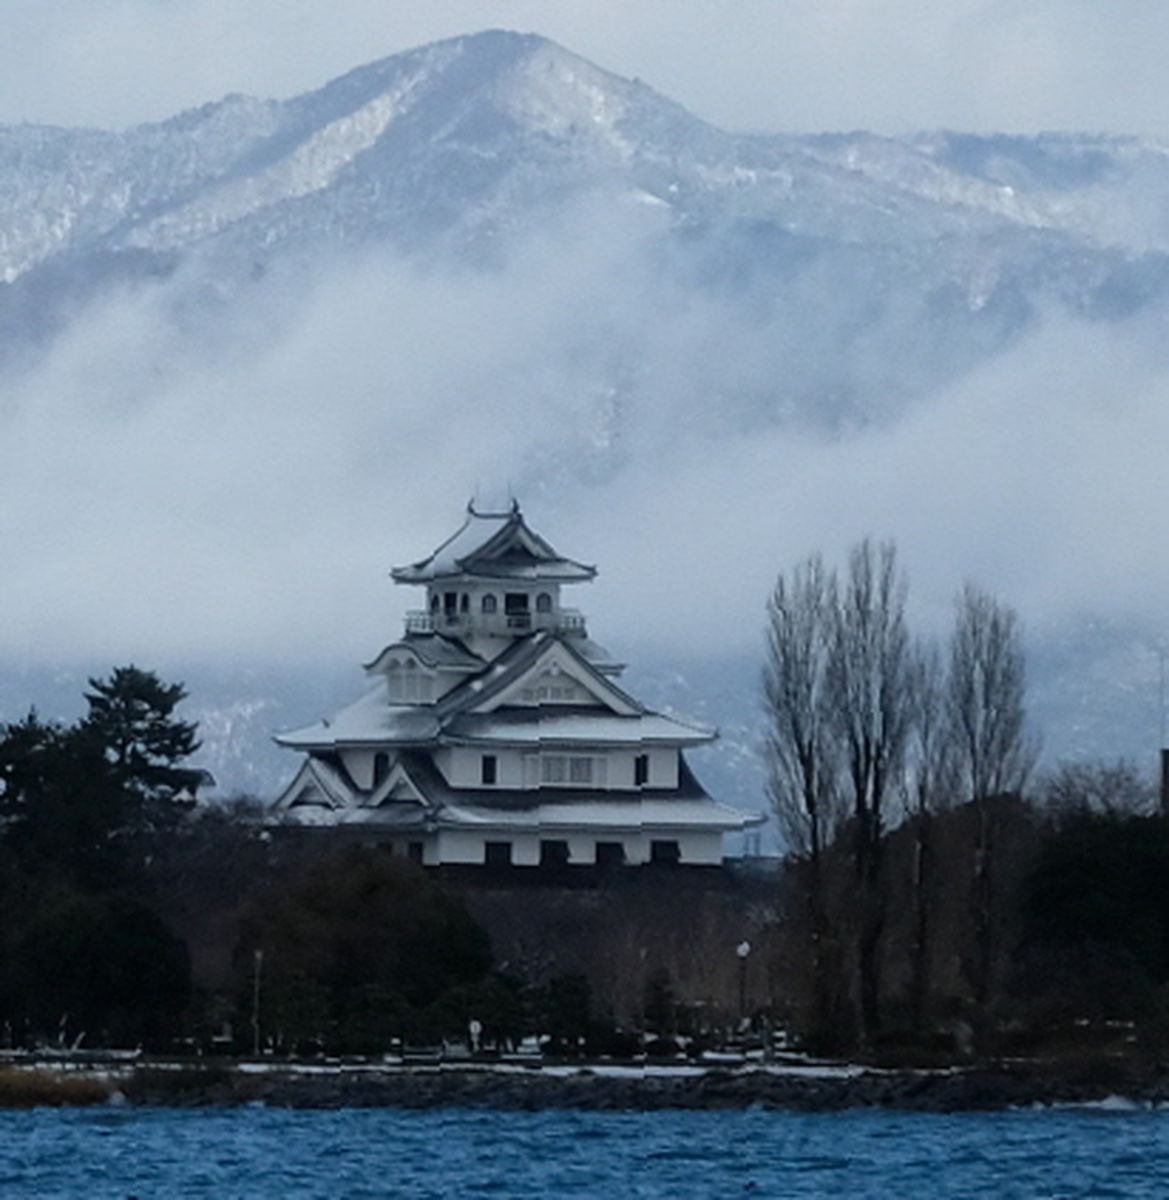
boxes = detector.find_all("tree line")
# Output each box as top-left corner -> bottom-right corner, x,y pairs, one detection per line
0,668 -> 765,1055
764,539 -> 1168,1058
3,611 -> 1166,1062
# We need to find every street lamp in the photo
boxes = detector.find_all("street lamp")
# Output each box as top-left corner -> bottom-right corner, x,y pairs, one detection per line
251,949 -> 263,1057
736,940 -> 751,1026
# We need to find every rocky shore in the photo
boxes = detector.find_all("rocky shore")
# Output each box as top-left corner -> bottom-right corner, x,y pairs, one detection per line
101,1056 -> 1169,1112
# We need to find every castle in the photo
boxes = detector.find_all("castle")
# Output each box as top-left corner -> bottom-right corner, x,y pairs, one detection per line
272,502 -> 759,865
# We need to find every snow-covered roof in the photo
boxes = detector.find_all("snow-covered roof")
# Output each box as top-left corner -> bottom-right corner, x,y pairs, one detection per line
434,630 -> 643,718
275,684 -> 442,749
364,633 -> 485,673
272,750 -> 760,832
439,798 -> 756,832
275,630 -> 710,752
444,709 -> 714,747
391,501 -> 596,584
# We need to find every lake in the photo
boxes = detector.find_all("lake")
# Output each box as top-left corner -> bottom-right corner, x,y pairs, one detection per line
3,1104 -> 1167,1198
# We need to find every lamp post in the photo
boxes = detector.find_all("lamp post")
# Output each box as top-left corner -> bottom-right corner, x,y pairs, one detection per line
736,940 -> 751,1027
251,949 -> 263,1058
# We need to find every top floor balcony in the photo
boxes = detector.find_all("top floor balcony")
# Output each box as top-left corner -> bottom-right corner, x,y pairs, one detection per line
404,608 -> 587,638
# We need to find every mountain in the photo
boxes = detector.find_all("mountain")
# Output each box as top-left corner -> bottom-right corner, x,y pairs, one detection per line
3,30 -> 1168,817
5,29 -> 1169,401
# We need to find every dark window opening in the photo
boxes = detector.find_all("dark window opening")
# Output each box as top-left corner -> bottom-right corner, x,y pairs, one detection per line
634,754 -> 649,787
595,841 -> 626,868
481,754 -> 497,785
373,752 -> 391,788
485,841 -> 513,868
536,592 -> 553,613
460,593 -> 470,612
540,839 -> 570,867
481,594 -> 497,613
430,594 -> 439,612
407,842 -> 424,863
505,592 -> 531,629
650,840 -> 681,866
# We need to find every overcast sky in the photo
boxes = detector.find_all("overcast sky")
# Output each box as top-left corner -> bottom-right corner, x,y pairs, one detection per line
3,0 -> 1168,137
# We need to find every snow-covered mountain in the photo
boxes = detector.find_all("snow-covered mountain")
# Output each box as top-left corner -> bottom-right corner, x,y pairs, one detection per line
5,31 -> 1169,364
4,29 -> 1169,809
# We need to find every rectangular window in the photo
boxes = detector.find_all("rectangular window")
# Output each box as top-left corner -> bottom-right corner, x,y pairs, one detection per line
485,841 -> 513,868
407,842 -> 424,863
481,754 -> 497,785
634,754 -> 649,787
540,840 -> 570,867
595,841 -> 626,868
568,757 -> 593,784
540,755 -> 600,786
650,840 -> 681,866
504,593 -> 531,629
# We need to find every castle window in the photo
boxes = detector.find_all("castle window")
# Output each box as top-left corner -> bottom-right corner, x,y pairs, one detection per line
540,840 -> 570,867
373,752 -> 390,787
634,754 -> 649,787
505,593 -> 530,629
485,841 -> 513,867
540,755 -> 602,786
460,593 -> 470,613
651,839 -> 680,866
536,593 -> 552,613
481,754 -> 497,785
595,841 -> 625,868
481,594 -> 497,614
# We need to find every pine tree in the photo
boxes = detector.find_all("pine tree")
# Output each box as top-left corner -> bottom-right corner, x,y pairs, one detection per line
81,666 -> 202,828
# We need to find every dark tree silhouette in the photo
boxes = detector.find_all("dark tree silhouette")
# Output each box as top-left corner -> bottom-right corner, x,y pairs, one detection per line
82,666 -> 202,823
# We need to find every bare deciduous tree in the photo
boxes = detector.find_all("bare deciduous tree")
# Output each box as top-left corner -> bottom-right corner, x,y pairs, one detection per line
763,553 -> 842,1038
763,554 -> 839,859
948,582 -> 1036,1011
1041,760 -> 1156,817
949,582 -> 1035,802
902,638 -> 959,1029
826,539 -> 913,1045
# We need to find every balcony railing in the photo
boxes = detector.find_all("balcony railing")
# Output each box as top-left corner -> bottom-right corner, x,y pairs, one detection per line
402,608 -> 587,637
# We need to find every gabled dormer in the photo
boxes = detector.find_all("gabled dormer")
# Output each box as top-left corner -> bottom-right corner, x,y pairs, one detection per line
364,635 -> 485,705
363,758 -> 429,808
469,637 -> 641,716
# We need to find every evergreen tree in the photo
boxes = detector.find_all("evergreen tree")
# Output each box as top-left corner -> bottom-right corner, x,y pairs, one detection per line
81,666 -> 202,830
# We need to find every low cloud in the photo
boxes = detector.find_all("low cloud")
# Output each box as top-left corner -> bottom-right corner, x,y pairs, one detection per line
4,200 -> 1169,680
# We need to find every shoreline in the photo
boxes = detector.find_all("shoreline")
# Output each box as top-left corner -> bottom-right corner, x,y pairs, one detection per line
6,1054 -> 1169,1112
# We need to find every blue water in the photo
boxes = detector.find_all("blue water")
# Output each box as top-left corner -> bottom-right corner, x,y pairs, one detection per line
2,1105 -> 1168,1198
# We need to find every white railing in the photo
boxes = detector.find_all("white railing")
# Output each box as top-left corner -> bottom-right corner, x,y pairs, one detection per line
403,608 -> 587,637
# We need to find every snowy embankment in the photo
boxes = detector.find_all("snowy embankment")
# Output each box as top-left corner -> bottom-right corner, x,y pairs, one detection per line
6,1053 -> 1169,1112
